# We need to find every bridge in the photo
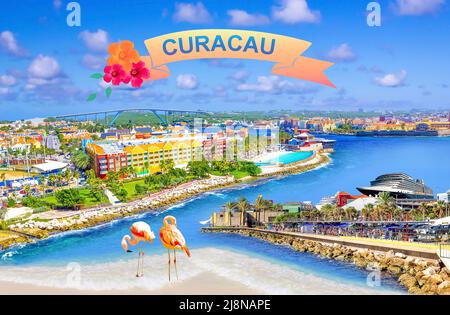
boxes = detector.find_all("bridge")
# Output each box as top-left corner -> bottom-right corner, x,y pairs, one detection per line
53,108 -> 210,127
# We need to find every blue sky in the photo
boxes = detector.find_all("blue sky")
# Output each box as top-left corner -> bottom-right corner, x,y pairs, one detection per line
0,0 -> 449,120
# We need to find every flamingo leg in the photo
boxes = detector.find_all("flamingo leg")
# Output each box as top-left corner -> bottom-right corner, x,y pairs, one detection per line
136,243 -> 141,277
141,243 -> 145,277
167,249 -> 171,282
174,250 -> 179,280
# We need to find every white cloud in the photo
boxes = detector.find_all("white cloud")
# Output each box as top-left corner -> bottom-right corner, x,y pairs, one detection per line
79,29 -> 109,52
229,70 -> 250,82
173,2 -> 212,24
26,55 -> 63,89
374,70 -> 407,87
0,31 -> 29,57
227,9 -> 270,26
81,54 -> 106,70
176,74 -> 199,89
0,87 -> 10,95
326,43 -> 357,62
0,74 -> 17,86
272,0 -> 320,24
28,55 -> 61,79
53,0 -> 62,9
393,0 -> 445,16
236,75 -> 318,94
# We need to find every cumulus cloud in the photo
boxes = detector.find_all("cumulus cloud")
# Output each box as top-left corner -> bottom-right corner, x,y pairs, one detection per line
227,9 -> 270,26
26,55 -> 64,89
173,2 -> 212,24
326,43 -> 357,62
81,54 -> 106,70
0,74 -> 17,87
53,0 -> 62,10
229,70 -> 250,82
374,70 -> 407,87
0,31 -> 30,58
176,74 -> 199,89
272,0 -> 320,24
79,29 -> 109,52
393,0 -> 445,16
236,75 -> 319,94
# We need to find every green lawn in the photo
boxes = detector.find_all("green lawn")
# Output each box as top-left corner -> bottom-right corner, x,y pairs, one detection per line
41,188 -> 108,208
122,178 -> 147,200
230,170 -> 251,179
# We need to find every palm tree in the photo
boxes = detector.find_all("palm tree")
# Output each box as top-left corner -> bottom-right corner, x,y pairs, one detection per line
434,201 -> 446,219
377,192 -> 396,220
344,206 -> 357,221
361,203 -> 374,221
254,195 -> 267,223
235,197 -> 250,212
72,151 -> 91,171
224,201 -> 235,226
0,173 -> 6,188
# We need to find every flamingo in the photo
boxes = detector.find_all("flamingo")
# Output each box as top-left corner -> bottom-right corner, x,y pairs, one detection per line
121,221 -> 155,277
159,215 -> 191,281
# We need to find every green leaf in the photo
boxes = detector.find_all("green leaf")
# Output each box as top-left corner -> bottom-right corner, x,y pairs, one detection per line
87,93 -> 97,102
105,87 -> 112,98
90,73 -> 103,79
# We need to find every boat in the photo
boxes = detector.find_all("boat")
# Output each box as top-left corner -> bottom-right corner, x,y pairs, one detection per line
356,173 -> 434,199
356,130 -> 438,137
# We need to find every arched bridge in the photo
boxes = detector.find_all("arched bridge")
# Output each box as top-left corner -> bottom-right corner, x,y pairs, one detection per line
53,108 -> 210,126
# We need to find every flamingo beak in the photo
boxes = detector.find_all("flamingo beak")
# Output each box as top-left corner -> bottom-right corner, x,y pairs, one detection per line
127,250 -> 133,253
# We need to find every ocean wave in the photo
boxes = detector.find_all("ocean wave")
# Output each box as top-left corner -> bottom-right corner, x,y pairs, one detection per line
0,248 -> 402,294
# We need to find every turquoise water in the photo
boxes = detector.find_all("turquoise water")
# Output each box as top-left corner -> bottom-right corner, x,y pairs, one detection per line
256,151 -> 313,166
1,136 -> 450,293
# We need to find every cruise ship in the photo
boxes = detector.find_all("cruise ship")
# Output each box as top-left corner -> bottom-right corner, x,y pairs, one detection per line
357,173 -> 434,199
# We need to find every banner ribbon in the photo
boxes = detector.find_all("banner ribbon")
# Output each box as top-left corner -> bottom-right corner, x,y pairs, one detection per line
141,29 -> 335,88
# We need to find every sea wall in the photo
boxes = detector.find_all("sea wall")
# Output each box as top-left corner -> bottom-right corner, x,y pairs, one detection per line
203,228 -> 450,295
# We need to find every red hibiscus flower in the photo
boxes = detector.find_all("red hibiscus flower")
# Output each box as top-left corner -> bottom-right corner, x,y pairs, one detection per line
103,64 -> 130,86
129,61 -> 150,88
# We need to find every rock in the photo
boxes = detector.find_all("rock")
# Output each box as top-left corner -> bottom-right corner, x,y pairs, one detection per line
427,274 -> 444,286
437,281 -> 450,295
423,266 -> 437,276
399,273 -> 418,289
387,265 -> 402,275
395,252 -> 407,259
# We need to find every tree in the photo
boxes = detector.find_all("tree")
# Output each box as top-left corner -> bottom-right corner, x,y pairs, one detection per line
160,159 -> 175,174
116,187 -> 128,202
224,201 -> 235,225
55,189 -> 84,209
235,197 -> 250,213
72,151 -> 91,170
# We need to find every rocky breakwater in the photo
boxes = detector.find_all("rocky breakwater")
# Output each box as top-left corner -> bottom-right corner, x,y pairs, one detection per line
204,228 -> 450,295
7,176 -> 235,244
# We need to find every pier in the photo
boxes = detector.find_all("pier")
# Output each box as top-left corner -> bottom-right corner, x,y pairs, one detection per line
202,227 -> 440,260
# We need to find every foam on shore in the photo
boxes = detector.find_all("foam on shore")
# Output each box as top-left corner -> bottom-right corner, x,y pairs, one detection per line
0,248 -> 402,294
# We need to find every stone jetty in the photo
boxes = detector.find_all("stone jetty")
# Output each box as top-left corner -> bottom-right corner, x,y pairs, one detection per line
203,227 -> 450,295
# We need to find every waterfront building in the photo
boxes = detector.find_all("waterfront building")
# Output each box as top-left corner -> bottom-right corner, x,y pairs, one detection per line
86,135 -> 203,178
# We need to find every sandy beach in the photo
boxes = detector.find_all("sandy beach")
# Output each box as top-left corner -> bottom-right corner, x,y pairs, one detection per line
0,272 -> 262,295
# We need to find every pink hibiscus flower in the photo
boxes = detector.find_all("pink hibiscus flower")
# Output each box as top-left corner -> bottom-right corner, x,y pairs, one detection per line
103,64 -> 130,86
129,61 -> 150,88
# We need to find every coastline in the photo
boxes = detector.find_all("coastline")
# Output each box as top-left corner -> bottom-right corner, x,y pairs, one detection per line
0,151 -> 331,251
0,272 -> 262,295
203,228 -> 450,295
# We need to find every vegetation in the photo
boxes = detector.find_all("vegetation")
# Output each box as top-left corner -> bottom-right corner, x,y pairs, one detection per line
71,150 -> 92,170
54,188 -> 85,209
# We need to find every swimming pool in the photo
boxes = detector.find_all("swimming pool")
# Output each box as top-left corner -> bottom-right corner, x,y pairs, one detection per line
256,151 -> 313,166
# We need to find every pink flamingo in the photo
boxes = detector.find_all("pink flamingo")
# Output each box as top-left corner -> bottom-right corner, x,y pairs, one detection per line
121,221 -> 155,277
159,215 -> 191,281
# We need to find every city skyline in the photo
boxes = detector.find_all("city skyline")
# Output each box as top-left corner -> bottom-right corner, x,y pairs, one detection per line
1,0 -> 449,120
